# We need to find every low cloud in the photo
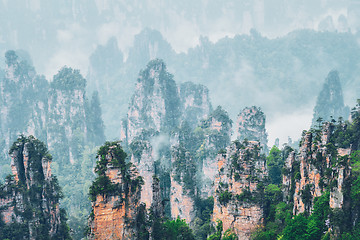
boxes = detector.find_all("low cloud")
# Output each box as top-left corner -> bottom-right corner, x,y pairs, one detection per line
150,133 -> 170,169
44,49 -> 89,80
267,107 -> 313,147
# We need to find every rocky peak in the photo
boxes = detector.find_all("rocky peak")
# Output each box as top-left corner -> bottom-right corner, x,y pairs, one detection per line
121,59 -> 180,145
282,122 -> 351,215
50,66 -> 86,91
202,106 -> 232,146
118,59 -> 235,235
9,136 -> 52,187
0,51 -> 48,178
89,37 -> 123,80
312,70 -> 350,126
212,140 -> 266,239
88,141 -> 147,240
126,28 -> 175,72
47,67 -> 88,165
0,51 -> 106,238
236,106 -> 268,153
196,106 -> 233,197
170,145 -> 197,223
0,136 -> 70,239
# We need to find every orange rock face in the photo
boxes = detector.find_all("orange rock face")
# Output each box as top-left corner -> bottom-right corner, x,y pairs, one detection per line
212,141 -> 266,239
91,194 -> 139,240
89,146 -> 146,240
287,123 -> 351,215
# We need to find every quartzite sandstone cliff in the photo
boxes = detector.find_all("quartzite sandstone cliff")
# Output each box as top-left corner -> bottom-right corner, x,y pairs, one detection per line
213,140 -> 266,239
236,106 -> 268,153
282,122 -> 351,214
88,142 -> 148,240
0,136 -> 70,239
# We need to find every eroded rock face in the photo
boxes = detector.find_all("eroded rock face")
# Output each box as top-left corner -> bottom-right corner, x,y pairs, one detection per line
0,136 -> 69,239
236,106 -> 268,153
282,123 -> 351,215
168,106 -> 233,224
170,146 -> 197,223
212,141 -> 266,239
90,169 -> 144,240
121,59 -> 180,145
120,60 -> 177,212
47,67 -> 88,165
89,142 -> 147,240
282,150 -> 296,202
121,59 -> 219,225
130,140 -> 155,208
0,51 -> 105,182
200,106 -> 233,198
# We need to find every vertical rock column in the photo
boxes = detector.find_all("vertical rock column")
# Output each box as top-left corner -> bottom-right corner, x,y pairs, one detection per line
236,106 -> 268,153
0,136 -> 69,239
89,142 -> 146,240
212,141 -> 266,239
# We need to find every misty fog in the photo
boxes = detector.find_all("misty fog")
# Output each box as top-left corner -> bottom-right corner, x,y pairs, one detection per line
2,1 -> 359,146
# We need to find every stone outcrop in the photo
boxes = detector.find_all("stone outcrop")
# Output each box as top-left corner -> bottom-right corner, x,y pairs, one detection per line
282,150 -> 296,202
282,123 -> 351,214
312,70 -> 350,126
47,67 -> 105,165
121,59 -> 213,145
236,106 -> 268,153
199,106 -> 233,198
120,59 -> 178,217
130,140 -> 157,208
47,67 -> 88,165
88,142 -> 147,240
121,59 -> 218,224
167,105 -> 233,223
0,136 -> 70,239
170,146 -> 197,223
120,59 -> 181,145
212,140 -> 266,239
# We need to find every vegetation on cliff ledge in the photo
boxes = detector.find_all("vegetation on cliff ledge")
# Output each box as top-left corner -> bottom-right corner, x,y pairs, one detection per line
89,141 -> 144,202
0,136 -> 71,240
253,100 -> 360,240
